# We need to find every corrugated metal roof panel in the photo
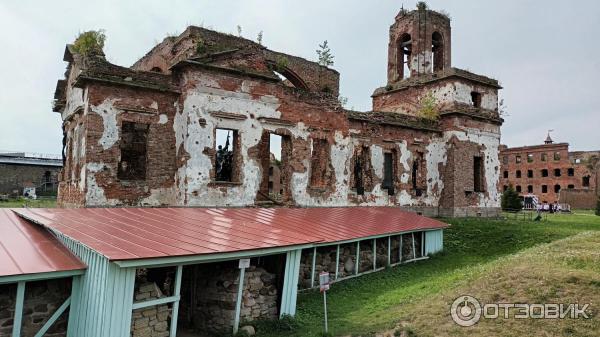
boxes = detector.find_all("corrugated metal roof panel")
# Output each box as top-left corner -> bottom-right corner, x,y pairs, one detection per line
0,209 -> 86,278
14,207 -> 448,262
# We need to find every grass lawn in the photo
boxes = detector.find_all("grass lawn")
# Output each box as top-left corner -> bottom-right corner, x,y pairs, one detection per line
0,198 -> 57,208
255,211 -> 600,337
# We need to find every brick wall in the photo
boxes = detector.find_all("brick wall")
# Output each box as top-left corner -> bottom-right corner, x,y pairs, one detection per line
0,164 -> 60,195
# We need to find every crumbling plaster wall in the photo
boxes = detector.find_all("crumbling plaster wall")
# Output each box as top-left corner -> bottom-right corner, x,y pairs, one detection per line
373,79 -> 498,116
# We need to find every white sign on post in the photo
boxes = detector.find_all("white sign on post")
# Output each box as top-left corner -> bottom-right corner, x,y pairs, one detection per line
319,271 -> 330,334
238,258 -> 250,269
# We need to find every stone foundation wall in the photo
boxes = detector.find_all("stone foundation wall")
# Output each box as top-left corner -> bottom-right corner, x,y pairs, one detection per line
131,282 -> 170,337
185,264 -> 278,334
0,278 -> 71,337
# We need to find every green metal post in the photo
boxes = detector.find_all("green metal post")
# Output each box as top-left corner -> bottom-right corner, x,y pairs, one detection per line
335,244 -> 340,280
387,236 -> 391,266
372,239 -> 376,270
170,265 -> 183,337
233,266 -> 246,334
12,281 -> 25,337
310,247 -> 317,288
411,232 -> 416,260
399,234 -> 403,262
355,241 -> 360,275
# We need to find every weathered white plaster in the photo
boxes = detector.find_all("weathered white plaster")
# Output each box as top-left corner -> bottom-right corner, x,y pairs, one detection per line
371,145 -> 384,180
92,99 -> 119,150
397,140 -> 411,184
158,114 -> 168,124
85,162 -> 119,206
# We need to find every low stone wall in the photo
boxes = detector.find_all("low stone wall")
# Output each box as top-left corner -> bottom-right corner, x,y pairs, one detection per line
299,234 -> 422,290
0,278 -> 71,337
184,263 -> 278,334
131,282 -> 170,337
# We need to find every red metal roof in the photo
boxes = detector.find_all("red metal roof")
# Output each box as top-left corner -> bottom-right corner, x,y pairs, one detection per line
0,209 -> 86,278
14,207 -> 448,262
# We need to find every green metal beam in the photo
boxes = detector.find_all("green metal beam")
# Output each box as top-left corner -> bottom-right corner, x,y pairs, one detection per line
233,265 -> 246,335
170,265 -> 183,337
310,247 -> 316,288
372,239 -> 376,270
0,269 -> 85,285
387,236 -> 391,266
355,241 -> 360,275
132,295 -> 180,310
12,281 -> 25,337
114,244 -> 314,268
399,234 -> 403,262
411,232 -> 416,260
34,297 -> 71,337
335,244 -> 340,280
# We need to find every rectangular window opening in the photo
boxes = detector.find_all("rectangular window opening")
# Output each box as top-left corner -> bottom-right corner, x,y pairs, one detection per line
310,139 -> 330,188
118,122 -> 149,180
353,146 -> 370,195
471,91 -> 482,108
215,128 -> 238,182
269,134 -> 282,196
383,152 -> 395,195
473,156 -> 484,192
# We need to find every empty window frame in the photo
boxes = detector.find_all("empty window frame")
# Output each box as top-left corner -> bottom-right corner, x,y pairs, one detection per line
541,153 -> 548,162
527,170 -> 533,178
554,184 -> 561,193
503,170 -> 509,179
567,184 -> 575,189
542,185 -> 548,193
567,168 -> 574,176
398,34 -> 412,79
527,185 -> 533,193
554,168 -> 561,177
582,176 -> 590,187
516,185 -> 522,193
431,31 -> 444,72
473,156 -> 484,192
527,153 -> 534,163
310,138 -> 331,188
516,170 -> 522,178
503,155 -> 508,165
412,152 -> 424,196
471,91 -> 482,108
118,122 -> 149,180
554,151 -> 561,161
541,169 -> 549,177
515,155 -> 521,163
215,128 -> 239,182
383,152 -> 395,195
353,146 -> 370,195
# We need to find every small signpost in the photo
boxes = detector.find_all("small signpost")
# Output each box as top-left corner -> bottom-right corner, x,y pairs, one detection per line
319,271 -> 330,334
233,258 -> 251,334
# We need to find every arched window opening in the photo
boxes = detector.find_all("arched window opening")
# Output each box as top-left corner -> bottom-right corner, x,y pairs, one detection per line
267,61 -> 309,90
150,67 -> 162,73
432,32 -> 444,72
397,34 -> 412,79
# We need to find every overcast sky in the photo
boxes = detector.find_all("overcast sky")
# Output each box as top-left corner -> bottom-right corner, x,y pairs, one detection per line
1,0 -> 598,155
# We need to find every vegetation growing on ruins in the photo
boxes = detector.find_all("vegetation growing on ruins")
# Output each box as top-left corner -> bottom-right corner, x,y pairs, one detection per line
72,30 -> 106,55
417,91 -> 439,120
316,40 -> 334,67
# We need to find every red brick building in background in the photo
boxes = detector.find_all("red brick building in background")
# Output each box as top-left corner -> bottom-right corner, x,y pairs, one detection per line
499,134 -> 599,208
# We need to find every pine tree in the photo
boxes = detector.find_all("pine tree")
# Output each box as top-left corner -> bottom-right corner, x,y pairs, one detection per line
316,40 -> 334,67
501,185 -> 522,211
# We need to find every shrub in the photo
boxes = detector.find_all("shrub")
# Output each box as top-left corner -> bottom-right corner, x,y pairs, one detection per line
72,30 -> 106,55
417,92 -> 439,120
501,185 -> 522,211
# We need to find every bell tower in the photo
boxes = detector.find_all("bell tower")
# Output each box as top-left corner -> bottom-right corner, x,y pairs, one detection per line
387,2 -> 451,84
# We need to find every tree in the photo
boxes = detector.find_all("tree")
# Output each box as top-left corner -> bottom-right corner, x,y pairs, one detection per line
316,40 -> 334,67
417,92 -> 439,120
501,185 -> 522,211
236,25 -> 242,37
72,30 -> 106,56
256,31 -> 263,45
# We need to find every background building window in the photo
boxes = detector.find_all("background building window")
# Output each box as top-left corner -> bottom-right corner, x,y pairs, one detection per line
527,153 -> 534,163
527,170 -> 533,178
554,151 -> 561,161
541,169 -> 548,177
503,170 -> 508,178
554,168 -> 561,177
567,168 -> 574,176
542,185 -> 548,193
516,155 -> 521,163
554,184 -> 561,193
541,153 -> 547,161
516,185 -> 522,193
583,176 -> 590,187
516,170 -> 522,178
527,185 -> 533,193
567,184 -> 575,189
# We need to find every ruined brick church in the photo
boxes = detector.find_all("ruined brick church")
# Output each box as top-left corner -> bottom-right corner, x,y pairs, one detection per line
53,4 -> 503,216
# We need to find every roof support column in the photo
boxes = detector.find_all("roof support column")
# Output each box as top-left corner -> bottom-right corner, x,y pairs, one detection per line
355,241 -> 360,275
412,232 -> 416,260
12,281 -> 25,337
310,247 -> 317,288
372,239 -> 377,270
335,244 -> 340,280
387,236 -> 391,266
280,249 -> 302,317
399,234 -> 403,262
170,265 -> 183,337
233,265 -> 245,335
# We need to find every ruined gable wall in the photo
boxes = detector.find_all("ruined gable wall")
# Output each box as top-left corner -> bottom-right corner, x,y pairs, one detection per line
373,78 -> 498,116
79,84 -> 179,207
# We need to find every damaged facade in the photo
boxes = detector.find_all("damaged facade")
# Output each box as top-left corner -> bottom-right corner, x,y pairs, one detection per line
53,4 -> 504,217
499,135 -> 599,208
